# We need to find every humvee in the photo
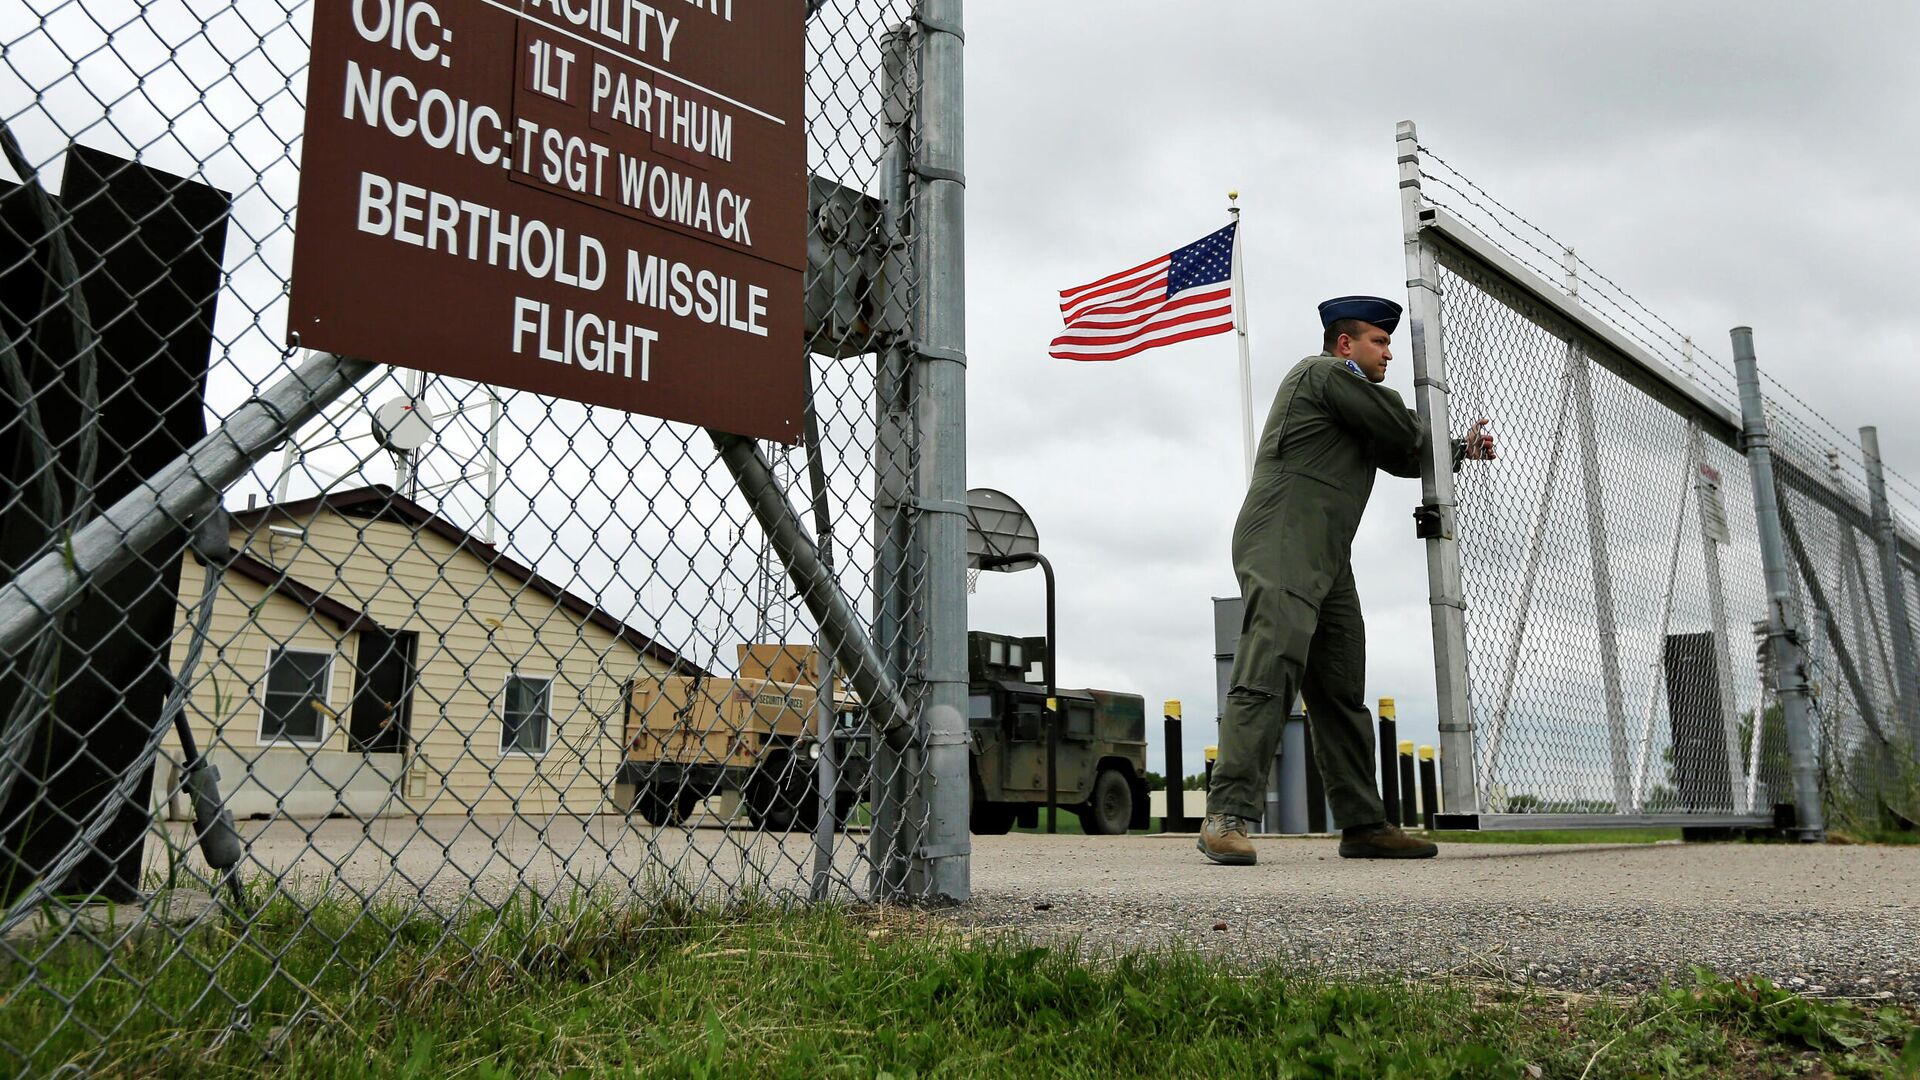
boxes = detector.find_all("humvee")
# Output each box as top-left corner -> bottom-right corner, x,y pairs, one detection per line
618,644 -> 869,829
965,631 -> 1150,835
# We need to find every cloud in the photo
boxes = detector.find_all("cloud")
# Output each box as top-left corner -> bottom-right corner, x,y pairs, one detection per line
963,0 -> 1920,785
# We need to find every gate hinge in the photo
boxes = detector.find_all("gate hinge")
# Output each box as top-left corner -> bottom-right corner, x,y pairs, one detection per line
911,13 -> 965,41
916,840 -> 971,860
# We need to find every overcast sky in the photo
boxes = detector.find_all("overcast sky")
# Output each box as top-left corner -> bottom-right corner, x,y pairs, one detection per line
956,1 -> 1920,776
11,0 -> 1915,800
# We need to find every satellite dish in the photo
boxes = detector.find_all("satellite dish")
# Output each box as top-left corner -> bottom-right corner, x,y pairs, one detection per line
966,487 -> 1040,572
371,397 -> 436,453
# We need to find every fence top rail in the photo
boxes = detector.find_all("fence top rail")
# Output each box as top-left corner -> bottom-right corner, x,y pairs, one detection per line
1419,204 -> 1920,568
1416,205 -> 1742,442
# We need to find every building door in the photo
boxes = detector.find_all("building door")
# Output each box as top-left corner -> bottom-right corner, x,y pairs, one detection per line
350,628 -> 417,754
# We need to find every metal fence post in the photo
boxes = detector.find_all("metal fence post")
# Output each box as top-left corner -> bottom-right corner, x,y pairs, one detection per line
1731,327 -> 1824,839
869,23 -> 917,898
1861,426 -> 1920,752
905,0 -> 969,902
804,372 -> 843,902
1395,121 -> 1478,812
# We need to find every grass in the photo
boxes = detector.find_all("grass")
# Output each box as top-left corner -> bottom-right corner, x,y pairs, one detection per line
3,894 -> 1915,1078
1831,825 -> 1920,846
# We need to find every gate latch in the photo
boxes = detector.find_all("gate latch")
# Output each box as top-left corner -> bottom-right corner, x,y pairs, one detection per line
1412,503 -> 1443,540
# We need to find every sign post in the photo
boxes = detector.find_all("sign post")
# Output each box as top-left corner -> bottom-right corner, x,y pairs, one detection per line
290,0 -> 806,440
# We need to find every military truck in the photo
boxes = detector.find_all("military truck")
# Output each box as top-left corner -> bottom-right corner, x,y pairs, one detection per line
618,644 -> 869,830
965,631 -> 1150,835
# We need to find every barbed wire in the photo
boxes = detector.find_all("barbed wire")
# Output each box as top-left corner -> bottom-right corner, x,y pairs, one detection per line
1417,143 -> 1920,528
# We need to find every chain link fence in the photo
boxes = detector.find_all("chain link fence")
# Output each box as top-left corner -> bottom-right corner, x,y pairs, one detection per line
1398,122 -> 1920,832
1769,414 -> 1920,834
1,0 -> 966,1071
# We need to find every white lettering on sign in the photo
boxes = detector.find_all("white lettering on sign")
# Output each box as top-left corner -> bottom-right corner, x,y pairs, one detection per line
615,153 -> 750,244
590,63 -> 734,162
511,296 -> 656,380
674,0 -> 732,20
525,0 -> 680,61
351,0 -> 449,64
623,249 -> 767,338
526,38 -> 576,101
355,171 -> 607,290
293,0 -> 803,433
344,62 -> 505,164
512,118 -> 611,196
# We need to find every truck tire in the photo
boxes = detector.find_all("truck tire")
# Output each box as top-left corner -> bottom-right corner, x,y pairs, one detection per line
1081,769 -> 1133,836
744,760 -> 816,831
744,773 -> 792,830
969,799 -> 1016,835
675,791 -> 700,825
634,787 -> 672,828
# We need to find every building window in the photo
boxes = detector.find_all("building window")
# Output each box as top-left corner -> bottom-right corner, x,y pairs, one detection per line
501,675 -> 552,755
261,648 -> 333,743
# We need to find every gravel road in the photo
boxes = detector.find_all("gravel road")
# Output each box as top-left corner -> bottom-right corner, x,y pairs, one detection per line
959,833 -> 1920,1000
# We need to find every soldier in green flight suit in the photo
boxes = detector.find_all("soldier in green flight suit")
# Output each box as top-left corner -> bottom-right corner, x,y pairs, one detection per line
1199,295 -> 1495,865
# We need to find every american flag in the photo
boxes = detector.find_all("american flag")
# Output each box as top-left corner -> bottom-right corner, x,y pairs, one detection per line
1048,222 -> 1237,362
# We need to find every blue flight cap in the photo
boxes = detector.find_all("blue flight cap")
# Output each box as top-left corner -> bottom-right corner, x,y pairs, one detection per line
1318,295 -> 1403,335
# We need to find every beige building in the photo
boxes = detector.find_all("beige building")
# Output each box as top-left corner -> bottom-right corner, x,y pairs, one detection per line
159,485 -> 698,820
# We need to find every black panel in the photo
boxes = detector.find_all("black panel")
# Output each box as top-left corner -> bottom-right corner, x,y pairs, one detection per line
1662,632 -> 1735,812
0,147 -> 228,903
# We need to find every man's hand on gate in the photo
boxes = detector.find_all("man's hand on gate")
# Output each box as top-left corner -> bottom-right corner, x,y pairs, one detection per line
1463,417 -> 1496,460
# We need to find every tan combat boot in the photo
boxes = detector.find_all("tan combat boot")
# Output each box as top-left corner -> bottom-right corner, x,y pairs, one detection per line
1197,813 -> 1256,865
1338,822 -> 1438,859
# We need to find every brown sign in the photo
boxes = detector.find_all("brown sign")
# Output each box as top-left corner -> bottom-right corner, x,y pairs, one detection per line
289,0 -> 805,441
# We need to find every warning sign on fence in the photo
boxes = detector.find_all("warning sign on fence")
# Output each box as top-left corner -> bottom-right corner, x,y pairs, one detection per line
289,0 -> 806,440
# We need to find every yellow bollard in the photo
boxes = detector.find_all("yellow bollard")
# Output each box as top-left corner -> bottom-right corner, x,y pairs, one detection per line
1377,698 -> 1400,822
1397,740 -> 1418,827
1162,701 -> 1189,828
1417,744 -> 1440,829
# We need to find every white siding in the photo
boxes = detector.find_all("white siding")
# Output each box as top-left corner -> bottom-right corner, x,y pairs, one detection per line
162,506 -> 669,818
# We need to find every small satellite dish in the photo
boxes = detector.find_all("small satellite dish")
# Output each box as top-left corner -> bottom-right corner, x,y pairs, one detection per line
966,487 -> 1040,572
372,397 -> 436,453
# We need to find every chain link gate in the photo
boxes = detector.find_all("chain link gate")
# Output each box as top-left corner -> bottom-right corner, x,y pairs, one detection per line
0,0 -> 967,1071
1397,122 -> 1920,834
1768,413 -> 1920,835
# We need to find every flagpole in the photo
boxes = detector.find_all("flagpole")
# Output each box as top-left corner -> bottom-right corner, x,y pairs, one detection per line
1229,191 -> 1255,484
